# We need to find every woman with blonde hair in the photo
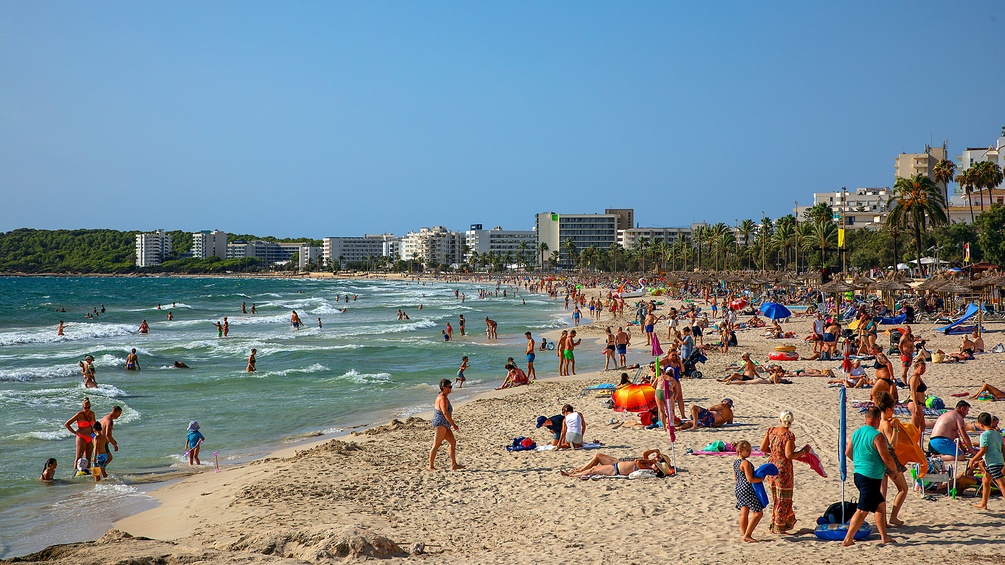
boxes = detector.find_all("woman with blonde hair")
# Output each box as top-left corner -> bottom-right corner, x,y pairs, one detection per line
759,410 -> 809,534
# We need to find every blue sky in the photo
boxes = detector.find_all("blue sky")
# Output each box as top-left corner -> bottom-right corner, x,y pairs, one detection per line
2,1 -> 1003,238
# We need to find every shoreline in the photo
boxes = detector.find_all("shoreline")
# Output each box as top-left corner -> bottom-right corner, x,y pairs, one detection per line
7,288 -> 1005,563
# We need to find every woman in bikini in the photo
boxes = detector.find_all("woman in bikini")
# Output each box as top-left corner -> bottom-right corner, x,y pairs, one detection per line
561,449 -> 672,478
871,347 -> 897,405
63,397 -> 96,472
428,379 -> 463,471
604,327 -> 617,370
907,355 -> 928,438
80,355 -> 97,388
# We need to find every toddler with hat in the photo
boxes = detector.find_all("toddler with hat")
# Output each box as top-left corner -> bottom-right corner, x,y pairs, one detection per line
185,421 -> 205,466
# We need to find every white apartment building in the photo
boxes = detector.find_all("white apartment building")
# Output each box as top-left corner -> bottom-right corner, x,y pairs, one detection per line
958,129 -> 1005,190
322,234 -> 398,268
135,229 -> 173,267
399,226 -> 465,268
808,187 -> 891,230
619,226 -> 695,249
536,211 -> 621,268
227,241 -> 314,268
464,224 -> 537,264
190,230 -> 228,259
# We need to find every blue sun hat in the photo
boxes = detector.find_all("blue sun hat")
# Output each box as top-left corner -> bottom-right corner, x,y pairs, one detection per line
188,421 -> 199,431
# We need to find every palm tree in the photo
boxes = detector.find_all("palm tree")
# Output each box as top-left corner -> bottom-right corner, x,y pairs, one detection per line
773,222 -> 794,270
802,220 -> 837,268
518,240 -> 530,270
933,159 -> 956,214
537,242 -> 549,271
608,242 -> 620,273
887,174 -> 949,276
549,250 -> 560,270
957,168 -> 977,223
634,237 -> 651,272
563,239 -> 577,271
737,219 -> 756,269
691,226 -> 706,270
974,160 -> 1004,213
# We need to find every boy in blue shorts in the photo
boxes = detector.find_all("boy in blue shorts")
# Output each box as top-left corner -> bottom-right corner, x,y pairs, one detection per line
968,412 -> 1005,510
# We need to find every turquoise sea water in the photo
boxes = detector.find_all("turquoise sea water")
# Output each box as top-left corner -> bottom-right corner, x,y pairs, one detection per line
0,276 -> 585,558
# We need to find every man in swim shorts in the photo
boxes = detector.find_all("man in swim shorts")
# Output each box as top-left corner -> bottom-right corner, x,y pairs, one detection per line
525,332 -> 536,381
616,326 -> 629,368
680,398 -> 733,430
843,406 -> 896,545
564,330 -> 581,375
928,401 -> 976,456
92,422 -> 110,482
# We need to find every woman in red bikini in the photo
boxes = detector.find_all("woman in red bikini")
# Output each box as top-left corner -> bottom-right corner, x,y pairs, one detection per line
63,397 -> 96,473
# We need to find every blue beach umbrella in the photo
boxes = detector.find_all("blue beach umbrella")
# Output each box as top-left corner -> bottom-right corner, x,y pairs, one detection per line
759,301 -> 791,320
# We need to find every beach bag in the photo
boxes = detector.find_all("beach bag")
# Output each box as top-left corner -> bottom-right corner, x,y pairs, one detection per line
925,396 -> 945,410
702,440 -> 726,452
506,437 -> 537,452
992,343 -> 1005,354
931,350 -> 945,363
817,501 -> 858,525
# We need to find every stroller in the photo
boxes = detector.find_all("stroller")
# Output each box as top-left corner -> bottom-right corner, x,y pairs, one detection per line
682,348 -> 707,379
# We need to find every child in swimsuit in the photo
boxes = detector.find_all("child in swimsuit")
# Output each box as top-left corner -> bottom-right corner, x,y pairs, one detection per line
734,440 -> 764,543
455,356 -> 468,388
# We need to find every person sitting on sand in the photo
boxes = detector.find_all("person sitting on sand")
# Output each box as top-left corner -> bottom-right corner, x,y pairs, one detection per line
536,414 -> 566,447
679,398 -> 734,430
747,314 -> 765,328
560,449 -> 673,478
495,363 -> 529,390
827,360 -> 871,388
970,383 -> 1005,401
719,353 -> 761,383
970,330 -> 985,353
765,320 -> 784,339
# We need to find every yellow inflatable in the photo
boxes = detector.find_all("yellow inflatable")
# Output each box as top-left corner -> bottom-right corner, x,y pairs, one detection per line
847,318 -> 861,331
892,418 -> 926,477
774,345 -> 797,352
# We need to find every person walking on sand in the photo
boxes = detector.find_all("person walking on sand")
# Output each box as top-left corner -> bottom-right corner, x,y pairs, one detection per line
968,412 -> 1005,510
734,440 -> 764,543
843,406 -> 897,546
759,411 -> 809,534
246,349 -> 257,372
429,379 -> 463,471
616,326 -> 630,369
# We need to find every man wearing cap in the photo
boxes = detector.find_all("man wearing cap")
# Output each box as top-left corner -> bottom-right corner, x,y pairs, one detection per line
536,414 -> 565,447
679,398 -> 734,430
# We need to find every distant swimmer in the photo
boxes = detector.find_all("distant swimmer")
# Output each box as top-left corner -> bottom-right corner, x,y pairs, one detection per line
291,310 -> 302,329
157,304 -> 161,310
40,458 -> 57,482
251,304 -> 257,315
125,348 -> 140,371
80,355 -> 97,388
318,317 -> 323,329
246,348 -> 257,372
215,321 -> 223,337
173,361 -> 190,369
100,305 -> 105,313
166,311 -> 173,321
223,317 -> 229,337
242,302 -> 247,314
138,320 -> 149,334
57,321 -> 65,336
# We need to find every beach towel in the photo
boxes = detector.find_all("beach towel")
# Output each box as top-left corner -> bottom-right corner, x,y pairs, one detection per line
506,437 -> 537,452
795,445 -> 827,477
852,400 -> 944,418
753,463 -> 779,507
535,442 -> 604,452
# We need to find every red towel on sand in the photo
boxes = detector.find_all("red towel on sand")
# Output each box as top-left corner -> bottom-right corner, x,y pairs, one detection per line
795,445 -> 827,477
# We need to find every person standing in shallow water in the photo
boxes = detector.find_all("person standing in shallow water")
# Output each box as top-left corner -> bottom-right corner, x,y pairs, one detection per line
429,379 -> 463,471
246,349 -> 257,372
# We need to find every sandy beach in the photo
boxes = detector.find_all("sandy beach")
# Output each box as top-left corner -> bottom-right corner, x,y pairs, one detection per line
8,297 -> 1005,564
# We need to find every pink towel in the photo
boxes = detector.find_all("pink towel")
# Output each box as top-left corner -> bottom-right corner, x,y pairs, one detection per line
795,445 -> 827,477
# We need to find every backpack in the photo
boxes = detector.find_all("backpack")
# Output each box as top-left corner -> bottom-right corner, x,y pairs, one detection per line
925,396 -> 945,410
817,501 -> 858,525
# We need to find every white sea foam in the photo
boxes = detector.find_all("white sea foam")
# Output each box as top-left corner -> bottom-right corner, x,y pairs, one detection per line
0,323 -> 136,346
323,369 -> 392,384
259,363 -> 328,378
0,363 -> 79,382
